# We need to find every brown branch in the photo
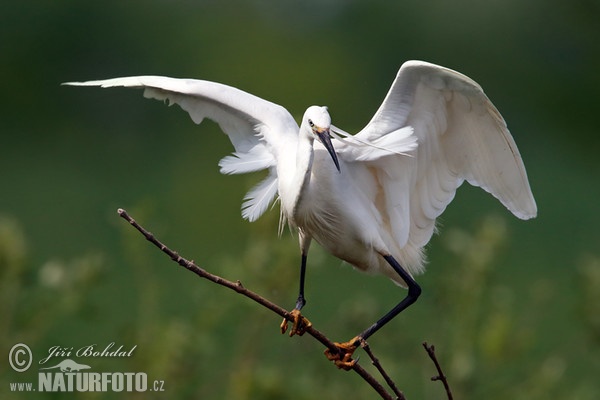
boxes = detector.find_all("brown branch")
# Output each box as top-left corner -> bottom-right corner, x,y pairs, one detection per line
422,342 -> 453,400
117,208 -> 396,400
362,341 -> 405,400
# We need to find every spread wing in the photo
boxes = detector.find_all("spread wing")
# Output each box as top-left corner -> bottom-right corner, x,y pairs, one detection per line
341,60 -> 537,257
64,76 -> 299,221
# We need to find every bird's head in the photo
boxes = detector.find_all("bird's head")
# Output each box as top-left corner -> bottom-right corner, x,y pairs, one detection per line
302,106 -> 340,172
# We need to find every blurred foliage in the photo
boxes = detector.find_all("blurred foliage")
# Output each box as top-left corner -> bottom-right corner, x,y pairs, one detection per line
2,212 -> 599,399
1,0 -> 600,399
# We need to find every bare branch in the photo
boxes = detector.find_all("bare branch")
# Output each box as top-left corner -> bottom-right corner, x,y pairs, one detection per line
422,342 -> 453,400
117,208 -> 396,400
362,341 -> 405,400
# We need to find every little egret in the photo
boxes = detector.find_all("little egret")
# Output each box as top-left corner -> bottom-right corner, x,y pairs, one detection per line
65,60 -> 537,368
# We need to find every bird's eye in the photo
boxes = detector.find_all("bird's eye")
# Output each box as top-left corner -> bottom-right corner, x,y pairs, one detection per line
308,119 -> 314,128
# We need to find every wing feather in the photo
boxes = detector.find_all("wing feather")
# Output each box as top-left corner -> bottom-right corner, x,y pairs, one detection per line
242,172 -> 279,222
218,146 -> 275,175
64,76 -> 298,221
348,61 -> 536,269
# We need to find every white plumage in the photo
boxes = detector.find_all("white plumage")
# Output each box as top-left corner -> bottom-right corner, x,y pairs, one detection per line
65,60 -> 536,346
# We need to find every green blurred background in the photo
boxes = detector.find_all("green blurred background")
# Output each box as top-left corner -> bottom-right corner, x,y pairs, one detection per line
1,1 -> 599,399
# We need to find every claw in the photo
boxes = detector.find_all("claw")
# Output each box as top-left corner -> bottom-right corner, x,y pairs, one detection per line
280,309 -> 312,337
280,318 -> 289,335
324,336 -> 363,370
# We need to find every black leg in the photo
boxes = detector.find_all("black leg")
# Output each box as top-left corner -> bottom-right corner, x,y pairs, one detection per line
359,254 -> 421,341
295,254 -> 308,310
281,252 -> 312,337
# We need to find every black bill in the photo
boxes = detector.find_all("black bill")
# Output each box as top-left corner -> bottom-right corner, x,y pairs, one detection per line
316,129 -> 341,172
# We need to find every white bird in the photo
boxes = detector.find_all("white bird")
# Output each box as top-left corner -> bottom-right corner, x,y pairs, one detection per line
65,60 -> 537,368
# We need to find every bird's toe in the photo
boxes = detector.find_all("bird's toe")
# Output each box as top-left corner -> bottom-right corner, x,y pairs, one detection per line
324,336 -> 363,370
281,309 -> 312,337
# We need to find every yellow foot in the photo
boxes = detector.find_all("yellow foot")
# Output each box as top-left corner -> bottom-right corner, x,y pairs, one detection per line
280,309 -> 312,337
324,336 -> 363,370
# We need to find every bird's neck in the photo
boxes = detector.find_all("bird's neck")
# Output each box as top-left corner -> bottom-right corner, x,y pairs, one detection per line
292,135 -> 314,207
280,135 -> 314,220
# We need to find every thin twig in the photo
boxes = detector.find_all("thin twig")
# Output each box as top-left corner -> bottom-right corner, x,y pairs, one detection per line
362,341 -> 405,400
422,342 -> 453,400
118,208 -> 395,400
